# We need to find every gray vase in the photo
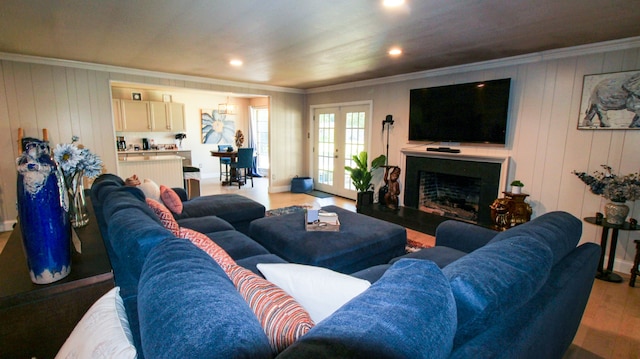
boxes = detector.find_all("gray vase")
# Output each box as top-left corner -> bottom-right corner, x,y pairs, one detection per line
604,202 -> 629,225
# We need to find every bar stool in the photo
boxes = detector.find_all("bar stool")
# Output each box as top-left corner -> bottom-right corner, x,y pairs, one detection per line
217,145 -> 232,181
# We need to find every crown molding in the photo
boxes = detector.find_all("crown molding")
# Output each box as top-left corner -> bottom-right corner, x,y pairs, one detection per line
306,36 -> 640,94
0,52 -> 305,95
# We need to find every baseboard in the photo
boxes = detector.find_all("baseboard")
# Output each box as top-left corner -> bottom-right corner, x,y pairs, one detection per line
2,220 -> 17,232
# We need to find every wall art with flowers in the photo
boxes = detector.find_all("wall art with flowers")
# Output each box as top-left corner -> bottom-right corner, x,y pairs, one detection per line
201,109 -> 235,144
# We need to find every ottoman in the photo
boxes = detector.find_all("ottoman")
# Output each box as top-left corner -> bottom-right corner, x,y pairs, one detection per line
249,205 -> 406,273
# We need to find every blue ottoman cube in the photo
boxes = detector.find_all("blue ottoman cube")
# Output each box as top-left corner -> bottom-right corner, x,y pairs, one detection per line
249,205 -> 406,273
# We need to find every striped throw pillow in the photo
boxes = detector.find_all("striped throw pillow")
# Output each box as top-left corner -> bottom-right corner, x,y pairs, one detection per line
226,264 -> 315,353
146,199 -> 179,236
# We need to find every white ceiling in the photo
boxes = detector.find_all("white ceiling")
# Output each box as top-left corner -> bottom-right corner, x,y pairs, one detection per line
1,1 -> 639,89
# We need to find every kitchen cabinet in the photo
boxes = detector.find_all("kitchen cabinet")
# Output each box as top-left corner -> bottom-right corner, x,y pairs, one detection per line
121,99 -> 152,132
116,99 -> 184,133
112,99 -> 123,131
150,102 -> 185,132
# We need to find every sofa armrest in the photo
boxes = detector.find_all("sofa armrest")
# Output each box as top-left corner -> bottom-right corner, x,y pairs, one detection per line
435,220 -> 498,253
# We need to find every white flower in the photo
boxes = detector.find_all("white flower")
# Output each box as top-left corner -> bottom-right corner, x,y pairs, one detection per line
54,143 -> 82,174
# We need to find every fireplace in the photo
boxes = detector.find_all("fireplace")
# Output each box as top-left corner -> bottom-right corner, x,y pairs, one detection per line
404,155 -> 504,228
419,172 -> 481,223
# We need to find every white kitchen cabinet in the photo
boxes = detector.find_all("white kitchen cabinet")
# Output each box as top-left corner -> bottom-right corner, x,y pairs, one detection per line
150,101 -> 170,131
168,102 -> 186,132
112,99 -> 123,131
115,99 -> 185,133
121,100 -> 152,132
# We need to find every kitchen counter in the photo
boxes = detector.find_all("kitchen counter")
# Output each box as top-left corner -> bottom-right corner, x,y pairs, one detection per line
118,155 -> 184,162
118,149 -> 191,166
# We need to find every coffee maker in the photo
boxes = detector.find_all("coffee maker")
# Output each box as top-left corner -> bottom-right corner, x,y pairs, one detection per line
142,138 -> 150,150
116,136 -> 127,151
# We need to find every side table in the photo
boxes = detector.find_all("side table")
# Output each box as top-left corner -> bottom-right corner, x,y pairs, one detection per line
584,217 -> 639,283
0,199 -> 114,358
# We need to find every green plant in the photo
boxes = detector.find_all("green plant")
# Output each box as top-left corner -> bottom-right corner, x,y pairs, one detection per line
344,151 -> 386,192
510,180 -> 524,187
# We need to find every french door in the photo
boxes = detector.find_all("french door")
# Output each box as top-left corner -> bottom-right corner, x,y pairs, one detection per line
313,104 -> 371,199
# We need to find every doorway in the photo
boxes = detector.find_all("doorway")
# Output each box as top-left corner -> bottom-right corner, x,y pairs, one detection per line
250,106 -> 269,176
312,103 -> 372,199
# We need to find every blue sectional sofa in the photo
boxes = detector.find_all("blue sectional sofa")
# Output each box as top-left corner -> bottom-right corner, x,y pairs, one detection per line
90,173 -> 600,358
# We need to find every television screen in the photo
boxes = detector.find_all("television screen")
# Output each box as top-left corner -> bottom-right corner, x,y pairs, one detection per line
409,78 -> 511,145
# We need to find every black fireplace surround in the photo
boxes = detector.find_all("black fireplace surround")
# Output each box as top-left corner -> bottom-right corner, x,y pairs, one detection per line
404,156 -> 501,228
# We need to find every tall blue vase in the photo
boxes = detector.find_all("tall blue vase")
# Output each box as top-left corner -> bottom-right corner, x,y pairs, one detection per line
16,139 -> 71,284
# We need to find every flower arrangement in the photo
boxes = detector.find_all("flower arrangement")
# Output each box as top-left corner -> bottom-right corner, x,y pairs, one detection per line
54,136 -> 103,227
573,165 -> 640,203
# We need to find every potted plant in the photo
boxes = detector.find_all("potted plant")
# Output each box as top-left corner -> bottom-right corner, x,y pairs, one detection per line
510,180 -> 524,194
345,151 -> 386,207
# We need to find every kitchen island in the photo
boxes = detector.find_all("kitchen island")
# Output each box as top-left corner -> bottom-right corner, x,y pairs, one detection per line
117,155 -> 184,188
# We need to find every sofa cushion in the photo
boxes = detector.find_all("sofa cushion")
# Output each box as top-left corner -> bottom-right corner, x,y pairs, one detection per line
138,238 -> 273,359
236,254 -> 288,276
177,215 -> 234,233
226,264 -> 315,353
257,263 -> 371,323
205,230 -> 270,260
390,246 -> 468,268
146,199 -> 180,236
487,211 -> 582,265
177,193 -> 266,223
443,236 -> 553,347
278,259 -> 457,359
160,185 -> 183,214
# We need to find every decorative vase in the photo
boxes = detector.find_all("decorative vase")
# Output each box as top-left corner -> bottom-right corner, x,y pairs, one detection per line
67,171 -> 89,228
604,201 -> 629,225
16,139 -> 71,284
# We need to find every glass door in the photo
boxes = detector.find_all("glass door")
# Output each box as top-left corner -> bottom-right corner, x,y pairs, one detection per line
313,104 -> 370,199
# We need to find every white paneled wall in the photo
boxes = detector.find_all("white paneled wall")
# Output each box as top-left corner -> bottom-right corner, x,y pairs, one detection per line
307,44 -> 640,274
0,60 -> 305,232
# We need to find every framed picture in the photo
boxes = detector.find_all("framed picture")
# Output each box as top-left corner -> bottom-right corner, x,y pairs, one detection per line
578,70 -> 640,129
132,92 -> 142,101
201,109 -> 235,144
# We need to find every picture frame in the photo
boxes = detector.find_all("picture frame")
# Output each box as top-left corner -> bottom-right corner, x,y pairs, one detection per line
577,70 -> 640,129
132,92 -> 142,101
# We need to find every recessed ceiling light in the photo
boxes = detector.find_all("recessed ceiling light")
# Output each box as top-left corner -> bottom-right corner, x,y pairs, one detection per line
383,0 -> 405,7
230,59 -> 243,67
388,48 -> 402,56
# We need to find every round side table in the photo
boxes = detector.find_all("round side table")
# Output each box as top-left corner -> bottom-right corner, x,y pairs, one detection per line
584,217 -> 639,283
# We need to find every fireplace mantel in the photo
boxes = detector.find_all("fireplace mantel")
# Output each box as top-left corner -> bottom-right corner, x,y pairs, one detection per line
401,148 -> 510,195
400,148 -> 511,228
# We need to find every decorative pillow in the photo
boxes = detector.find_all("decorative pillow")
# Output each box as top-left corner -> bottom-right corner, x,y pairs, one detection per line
55,287 -> 136,359
124,174 -> 141,187
257,263 -> 371,323
178,227 -> 235,268
146,198 -> 179,236
160,185 -> 183,214
137,179 -> 161,202
226,264 -> 315,353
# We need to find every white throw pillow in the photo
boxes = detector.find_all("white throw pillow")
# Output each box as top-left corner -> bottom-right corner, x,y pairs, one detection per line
137,179 -> 161,202
55,287 -> 137,359
257,263 -> 371,323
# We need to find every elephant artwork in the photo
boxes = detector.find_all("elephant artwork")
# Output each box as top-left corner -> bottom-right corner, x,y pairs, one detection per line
579,70 -> 640,129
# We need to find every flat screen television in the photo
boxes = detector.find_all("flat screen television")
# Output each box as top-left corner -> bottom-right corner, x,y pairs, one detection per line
409,78 -> 511,145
